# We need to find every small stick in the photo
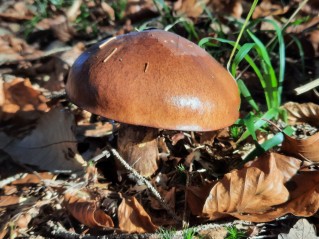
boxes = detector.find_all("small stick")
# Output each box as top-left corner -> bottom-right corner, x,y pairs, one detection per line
144,62 -> 149,73
99,36 -> 117,49
294,78 -> 319,95
108,145 -> 181,222
103,48 -> 117,63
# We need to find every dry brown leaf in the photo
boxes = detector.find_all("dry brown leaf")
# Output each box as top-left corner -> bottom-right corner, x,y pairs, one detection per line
202,153 -> 301,221
279,219 -> 319,239
282,133 -> 319,162
187,182 -> 215,216
281,102 -> 319,162
0,78 -> 48,125
64,192 -> 114,229
209,0 -> 243,18
253,0 -> 290,18
12,172 -> 55,185
118,196 -> 158,233
0,195 -> 24,207
0,1 -> 33,21
174,0 -> 209,18
150,187 -> 175,210
0,107 -> 86,172
0,35 -> 42,65
282,102 -> 319,127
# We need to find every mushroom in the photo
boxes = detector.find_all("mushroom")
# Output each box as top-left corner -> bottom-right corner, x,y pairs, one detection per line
66,30 -> 240,177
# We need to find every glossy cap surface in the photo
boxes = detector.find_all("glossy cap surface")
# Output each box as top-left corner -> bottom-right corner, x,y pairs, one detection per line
66,30 -> 240,131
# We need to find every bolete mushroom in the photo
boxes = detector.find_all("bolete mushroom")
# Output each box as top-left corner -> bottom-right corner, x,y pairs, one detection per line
66,30 -> 240,177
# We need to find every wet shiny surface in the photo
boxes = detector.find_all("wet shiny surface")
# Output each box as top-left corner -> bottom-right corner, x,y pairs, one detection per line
66,30 -> 240,131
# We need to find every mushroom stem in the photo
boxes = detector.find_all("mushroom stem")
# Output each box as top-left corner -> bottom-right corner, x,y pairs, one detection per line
117,124 -> 159,177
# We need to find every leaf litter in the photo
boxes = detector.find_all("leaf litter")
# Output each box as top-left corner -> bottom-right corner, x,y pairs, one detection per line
1,0 -> 319,238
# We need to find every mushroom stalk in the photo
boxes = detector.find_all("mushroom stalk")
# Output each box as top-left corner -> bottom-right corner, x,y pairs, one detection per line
117,124 -> 159,177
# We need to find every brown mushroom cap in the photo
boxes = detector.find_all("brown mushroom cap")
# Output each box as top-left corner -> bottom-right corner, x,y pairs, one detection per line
66,30 -> 240,131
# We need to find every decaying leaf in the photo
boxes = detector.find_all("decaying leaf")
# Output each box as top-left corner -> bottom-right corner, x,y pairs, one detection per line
0,35 -> 42,65
173,0 -> 209,18
187,182 -> 215,216
150,187 -> 175,211
11,172 -> 55,185
282,133 -> 319,162
118,196 -> 158,233
202,153 -> 302,222
0,78 -> 48,124
0,195 -> 24,207
278,219 -> 319,239
253,0 -> 290,18
282,102 -> 319,127
0,107 -> 86,172
281,102 -> 319,162
64,192 -> 114,229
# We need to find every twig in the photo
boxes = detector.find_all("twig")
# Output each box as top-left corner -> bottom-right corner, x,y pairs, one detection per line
294,78 -> 319,95
108,145 -> 181,222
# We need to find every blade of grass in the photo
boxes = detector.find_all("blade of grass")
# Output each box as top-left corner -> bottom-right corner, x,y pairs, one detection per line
237,79 -> 260,112
237,108 -> 279,143
226,0 -> 259,70
247,30 -> 278,109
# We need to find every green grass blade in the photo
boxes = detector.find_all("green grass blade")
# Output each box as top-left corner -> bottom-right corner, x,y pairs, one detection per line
288,34 -> 305,76
237,108 -> 279,143
247,30 -> 278,108
237,79 -> 259,112
260,18 -> 286,105
227,0 -> 259,70
231,42 -> 256,76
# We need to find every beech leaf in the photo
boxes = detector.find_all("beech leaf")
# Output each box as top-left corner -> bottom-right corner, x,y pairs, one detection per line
118,196 -> 158,233
203,153 -> 301,222
64,192 -> 114,229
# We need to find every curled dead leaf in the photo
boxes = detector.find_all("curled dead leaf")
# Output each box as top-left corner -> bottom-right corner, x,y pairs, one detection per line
279,219 -> 319,239
282,102 -> 319,127
64,192 -> 114,229
118,196 -> 158,233
281,102 -> 319,162
0,78 -> 48,124
253,0 -> 290,18
174,0 -> 209,18
282,133 -> 319,162
202,153 -> 301,222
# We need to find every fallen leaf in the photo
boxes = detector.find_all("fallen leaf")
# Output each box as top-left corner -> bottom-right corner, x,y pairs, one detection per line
202,153 -> 301,222
209,0 -> 243,19
253,0 -> 290,18
0,107 -> 86,172
118,196 -> 158,233
187,182 -> 215,216
0,1 -> 33,21
64,192 -> 114,229
174,0 -> 209,18
282,102 -> 319,127
150,187 -> 175,211
12,172 -> 55,185
0,78 -> 48,125
282,133 -> 319,162
0,35 -> 42,65
278,219 -> 319,239
281,102 -> 319,162
0,195 -> 24,207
